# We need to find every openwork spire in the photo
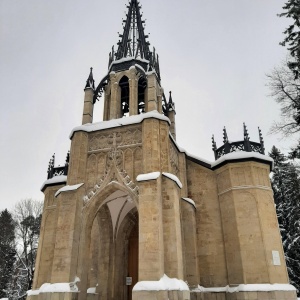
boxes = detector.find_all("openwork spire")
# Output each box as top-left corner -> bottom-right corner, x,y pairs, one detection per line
116,0 -> 149,59
108,0 -> 160,78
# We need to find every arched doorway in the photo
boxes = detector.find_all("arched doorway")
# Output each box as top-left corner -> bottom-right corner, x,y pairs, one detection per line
80,187 -> 139,300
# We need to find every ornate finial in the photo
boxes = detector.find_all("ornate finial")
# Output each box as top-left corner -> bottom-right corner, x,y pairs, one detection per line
258,127 -> 265,154
168,91 -> 175,112
85,67 -> 95,90
169,91 -> 173,104
223,127 -> 229,144
243,123 -> 250,141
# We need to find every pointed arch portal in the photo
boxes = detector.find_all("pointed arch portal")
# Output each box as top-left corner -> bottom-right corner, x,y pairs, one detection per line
78,188 -> 138,300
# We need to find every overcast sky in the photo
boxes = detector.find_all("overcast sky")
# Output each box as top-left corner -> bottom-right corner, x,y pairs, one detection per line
0,0 -> 294,211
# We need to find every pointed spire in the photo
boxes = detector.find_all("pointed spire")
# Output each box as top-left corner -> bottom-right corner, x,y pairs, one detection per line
223,127 -> 229,144
85,67 -> 95,90
115,0 -> 150,60
109,0 -> 160,79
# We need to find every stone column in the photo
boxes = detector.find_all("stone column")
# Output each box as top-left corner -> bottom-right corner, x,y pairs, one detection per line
138,176 -> 164,281
67,131 -> 89,185
129,68 -> 138,116
110,78 -> 121,120
181,199 -> 199,288
82,88 -> 94,125
147,74 -> 158,112
50,186 -> 85,283
161,175 -> 184,279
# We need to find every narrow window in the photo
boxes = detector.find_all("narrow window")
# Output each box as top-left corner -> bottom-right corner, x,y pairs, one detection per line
119,76 -> 129,117
138,77 -> 147,114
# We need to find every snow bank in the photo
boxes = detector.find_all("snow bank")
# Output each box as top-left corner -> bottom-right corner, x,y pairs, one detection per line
27,278 -> 80,295
182,198 -> 196,208
133,274 -> 189,291
40,175 -> 67,191
137,172 -> 160,182
211,152 -> 274,169
55,183 -> 84,197
194,284 -> 296,293
162,172 -> 182,188
70,110 -> 170,138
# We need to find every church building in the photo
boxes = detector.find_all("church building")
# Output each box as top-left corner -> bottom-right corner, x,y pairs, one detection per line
27,1 -> 297,300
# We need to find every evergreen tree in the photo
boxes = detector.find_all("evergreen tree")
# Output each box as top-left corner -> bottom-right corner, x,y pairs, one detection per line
269,146 -> 300,295
0,209 -> 16,298
279,0 -> 300,78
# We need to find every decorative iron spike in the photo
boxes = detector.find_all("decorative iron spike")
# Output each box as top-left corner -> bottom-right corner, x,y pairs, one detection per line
65,151 -> 70,164
223,127 -> 228,144
243,123 -> 250,141
258,127 -> 265,154
212,135 -> 217,151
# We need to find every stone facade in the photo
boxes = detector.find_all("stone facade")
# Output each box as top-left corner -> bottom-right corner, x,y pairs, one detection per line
27,1 -> 297,300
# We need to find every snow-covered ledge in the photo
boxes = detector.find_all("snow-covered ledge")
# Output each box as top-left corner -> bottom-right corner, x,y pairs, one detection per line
133,274 -> 189,291
70,110 -> 170,138
137,172 -> 160,182
55,183 -> 84,197
192,283 -> 296,293
211,152 -> 274,170
182,198 -> 196,209
40,175 -> 67,192
162,172 -> 182,189
27,278 -> 80,296
87,287 -> 97,294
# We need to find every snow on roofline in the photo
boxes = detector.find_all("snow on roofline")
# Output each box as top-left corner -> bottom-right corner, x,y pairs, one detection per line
55,183 -> 84,197
40,175 -> 67,191
169,133 -> 273,170
108,56 -> 149,70
193,283 -> 296,293
70,111 -> 170,139
211,152 -> 274,170
169,133 -> 213,168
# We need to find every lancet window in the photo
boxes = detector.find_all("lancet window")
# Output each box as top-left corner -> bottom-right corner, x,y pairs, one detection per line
119,76 -> 130,117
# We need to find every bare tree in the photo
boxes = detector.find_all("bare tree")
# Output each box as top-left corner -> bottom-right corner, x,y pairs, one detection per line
267,59 -> 300,136
7,199 -> 43,299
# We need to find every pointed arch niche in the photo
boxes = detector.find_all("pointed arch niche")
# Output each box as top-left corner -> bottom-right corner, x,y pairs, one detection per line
77,184 -> 139,300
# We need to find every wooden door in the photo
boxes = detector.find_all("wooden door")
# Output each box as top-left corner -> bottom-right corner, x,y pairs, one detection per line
127,224 -> 138,300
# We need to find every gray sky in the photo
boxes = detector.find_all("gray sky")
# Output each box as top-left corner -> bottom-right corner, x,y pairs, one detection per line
0,0 -> 294,211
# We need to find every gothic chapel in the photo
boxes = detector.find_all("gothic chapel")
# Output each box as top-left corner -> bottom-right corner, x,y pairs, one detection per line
28,1 -> 297,300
